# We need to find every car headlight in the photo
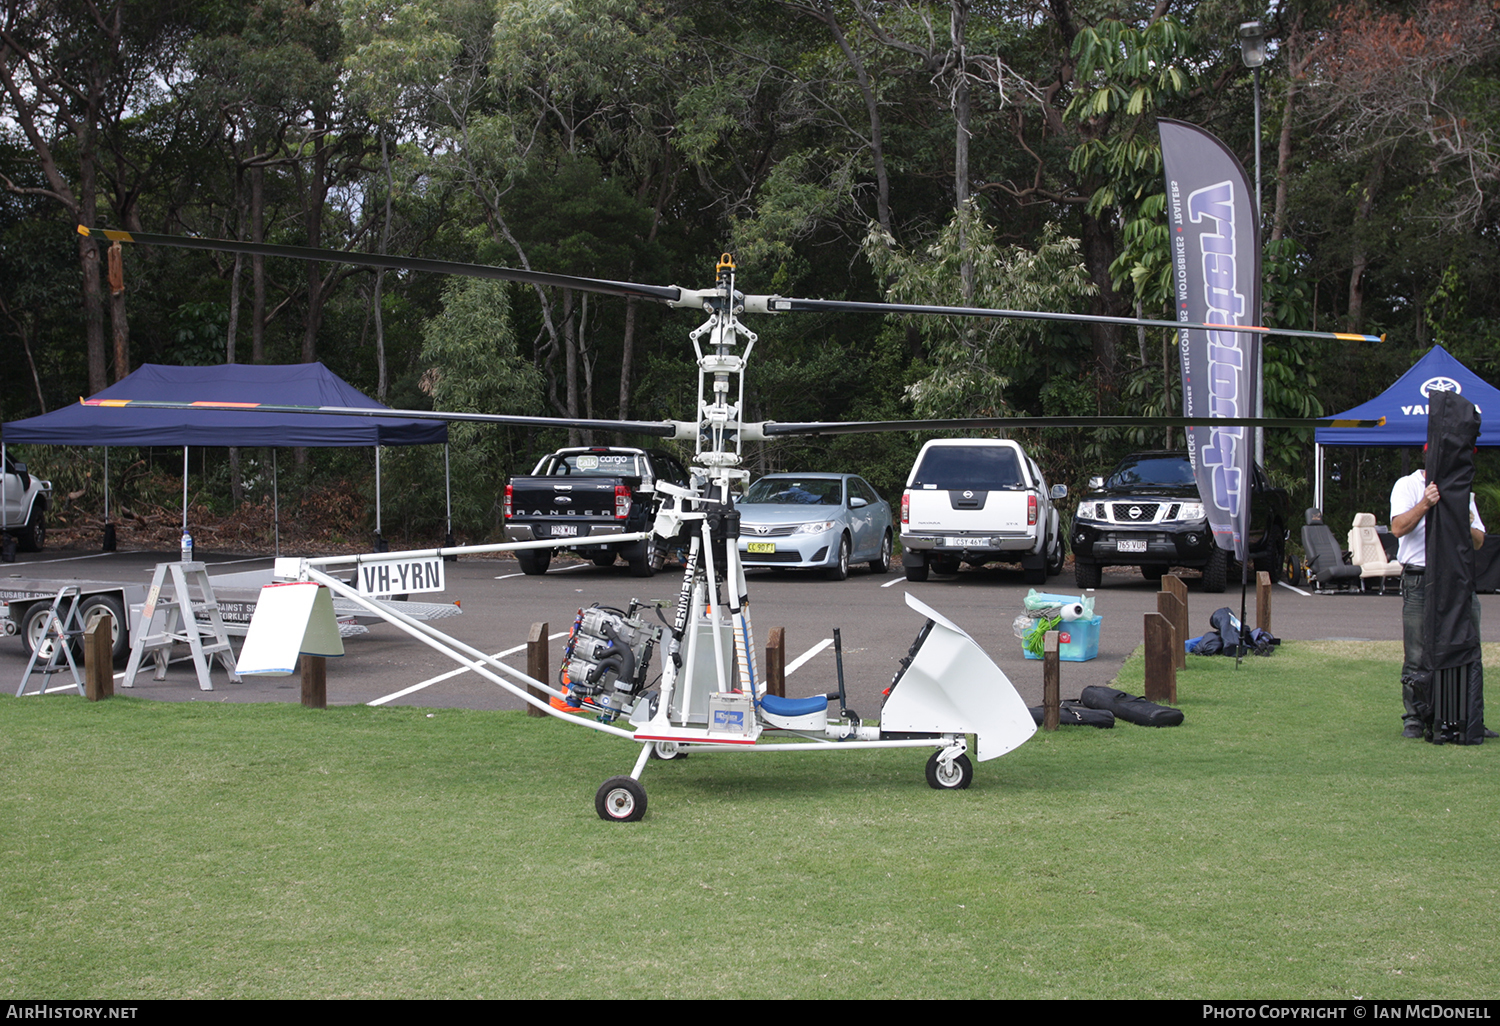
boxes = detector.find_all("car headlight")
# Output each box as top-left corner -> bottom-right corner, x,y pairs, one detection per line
794,520 -> 839,535
1076,502 -> 1106,521
1176,502 -> 1206,520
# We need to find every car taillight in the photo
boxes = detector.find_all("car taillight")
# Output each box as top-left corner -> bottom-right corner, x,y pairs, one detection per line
901,490 -> 910,526
503,484 -> 513,519
615,485 -> 631,519
1027,493 -> 1038,526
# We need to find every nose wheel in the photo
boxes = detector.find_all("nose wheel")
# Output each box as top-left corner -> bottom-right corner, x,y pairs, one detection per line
596,776 -> 648,821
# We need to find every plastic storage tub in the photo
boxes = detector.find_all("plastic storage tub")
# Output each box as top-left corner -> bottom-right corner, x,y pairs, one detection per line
1022,615 -> 1101,662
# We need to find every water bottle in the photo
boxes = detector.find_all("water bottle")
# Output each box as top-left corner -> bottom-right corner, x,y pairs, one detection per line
180,529 -> 193,563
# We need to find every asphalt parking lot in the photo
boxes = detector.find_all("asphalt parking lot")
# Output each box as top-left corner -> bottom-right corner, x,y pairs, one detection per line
1,543 -> 1450,712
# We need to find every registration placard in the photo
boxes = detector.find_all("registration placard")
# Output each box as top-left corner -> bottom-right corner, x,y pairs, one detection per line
356,555 -> 446,596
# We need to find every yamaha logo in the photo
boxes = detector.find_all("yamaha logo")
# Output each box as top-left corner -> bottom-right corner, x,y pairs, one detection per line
1421,376 -> 1462,398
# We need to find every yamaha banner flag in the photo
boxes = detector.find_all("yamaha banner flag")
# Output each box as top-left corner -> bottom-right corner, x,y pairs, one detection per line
1159,118 -> 1260,564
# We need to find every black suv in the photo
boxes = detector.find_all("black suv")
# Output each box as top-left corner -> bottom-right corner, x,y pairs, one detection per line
1070,451 -> 1289,592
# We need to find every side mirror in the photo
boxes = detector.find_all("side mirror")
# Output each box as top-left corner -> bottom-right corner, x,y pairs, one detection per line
1050,484 -> 1068,501
1088,476 -> 1104,491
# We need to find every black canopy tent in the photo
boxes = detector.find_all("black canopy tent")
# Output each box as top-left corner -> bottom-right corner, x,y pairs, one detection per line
2,363 -> 450,552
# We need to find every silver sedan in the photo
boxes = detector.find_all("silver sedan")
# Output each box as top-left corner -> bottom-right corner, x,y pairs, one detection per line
735,473 -> 894,580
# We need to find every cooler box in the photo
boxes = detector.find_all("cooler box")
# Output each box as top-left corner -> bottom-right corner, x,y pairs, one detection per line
1022,615 -> 1101,663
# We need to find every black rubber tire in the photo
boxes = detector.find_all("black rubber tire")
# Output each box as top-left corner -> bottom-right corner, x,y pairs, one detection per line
79,594 -> 128,661
1203,546 -> 1228,593
595,776 -> 647,821
1141,565 -> 1166,581
933,556 -> 962,576
904,558 -> 930,583
589,552 -> 616,568
825,534 -> 850,581
17,506 -> 45,552
1024,562 -> 1047,585
517,548 -> 551,576
925,751 -> 974,790
870,531 -> 892,573
1046,530 -> 1066,577
1074,560 -> 1102,589
1255,530 -> 1285,584
21,602 -> 56,658
626,538 -> 656,578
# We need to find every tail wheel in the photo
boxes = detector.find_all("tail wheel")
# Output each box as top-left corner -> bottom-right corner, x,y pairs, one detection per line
925,752 -> 974,790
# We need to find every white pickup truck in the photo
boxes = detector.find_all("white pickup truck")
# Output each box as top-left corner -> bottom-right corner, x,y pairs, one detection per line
899,438 -> 1067,584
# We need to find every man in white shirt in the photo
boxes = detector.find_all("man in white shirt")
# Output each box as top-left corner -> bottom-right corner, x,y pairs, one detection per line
1390,467 -> 1487,737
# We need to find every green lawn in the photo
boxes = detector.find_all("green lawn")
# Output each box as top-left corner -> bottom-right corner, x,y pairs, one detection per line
2,640 -> 1496,999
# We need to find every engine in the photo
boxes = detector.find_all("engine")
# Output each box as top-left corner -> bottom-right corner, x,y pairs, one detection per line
560,603 -> 662,722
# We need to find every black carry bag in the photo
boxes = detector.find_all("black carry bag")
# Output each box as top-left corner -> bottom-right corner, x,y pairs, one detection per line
1079,685 -> 1185,727
1029,701 -> 1116,728
1429,663 -> 1485,746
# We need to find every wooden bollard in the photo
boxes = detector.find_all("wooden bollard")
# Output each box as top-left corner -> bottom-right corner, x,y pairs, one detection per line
526,622 -> 549,717
1157,590 -> 1186,671
300,654 -> 326,709
84,614 -> 114,701
1256,571 -> 1272,633
1042,630 -> 1060,731
765,627 -> 786,698
1143,612 -> 1177,704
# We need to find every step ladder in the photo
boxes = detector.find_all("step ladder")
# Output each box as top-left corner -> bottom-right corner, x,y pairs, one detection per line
122,562 -> 241,692
15,586 -> 85,696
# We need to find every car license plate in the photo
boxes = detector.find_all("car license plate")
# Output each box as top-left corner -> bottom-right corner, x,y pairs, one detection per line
550,524 -> 579,538
747,542 -> 775,554
1116,539 -> 1147,553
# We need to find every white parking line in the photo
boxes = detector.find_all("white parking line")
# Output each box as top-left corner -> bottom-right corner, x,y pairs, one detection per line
13,551 -> 117,565
1277,580 -> 1311,597
784,638 -> 833,676
881,576 -> 905,588
366,630 -> 569,705
494,563 -> 593,580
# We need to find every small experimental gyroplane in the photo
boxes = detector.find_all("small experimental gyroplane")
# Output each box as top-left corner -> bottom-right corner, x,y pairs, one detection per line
77,225 -> 1381,820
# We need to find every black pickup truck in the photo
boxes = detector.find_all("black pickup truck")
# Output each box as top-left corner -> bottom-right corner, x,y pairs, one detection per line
1070,450 -> 1290,592
503,446 -> 692,576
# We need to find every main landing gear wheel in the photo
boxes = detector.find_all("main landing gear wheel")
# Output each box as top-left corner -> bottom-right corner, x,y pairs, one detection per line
649,740 -> 688,760
925,752 -> 974,790
596,776 -> 648,821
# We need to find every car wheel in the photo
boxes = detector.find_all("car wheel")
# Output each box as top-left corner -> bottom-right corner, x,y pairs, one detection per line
1046,530 -> 1066,577
933,556 -> 961,576
627,538 -> 656,578
22,602 -> 59,659
1074,560 -> 1102,589
870,531 -> 892,574
1203,546 -> 1228,593
1024,561 -> 1047,585
589,552 -> 615,568
1141,565 -> 1166,581
17,506 -> 45,552
517,548 -> 551,576
1255,531 -> 1285,584
79,595 -> 128,661
904,558 -> 929,583
826,534 -> 850,581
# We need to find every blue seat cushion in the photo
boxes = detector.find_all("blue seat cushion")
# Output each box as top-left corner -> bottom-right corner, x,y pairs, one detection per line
759,693 -> 829,718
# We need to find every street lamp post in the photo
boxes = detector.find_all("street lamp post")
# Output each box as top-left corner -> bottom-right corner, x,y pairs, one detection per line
1239,19 -> 1267,465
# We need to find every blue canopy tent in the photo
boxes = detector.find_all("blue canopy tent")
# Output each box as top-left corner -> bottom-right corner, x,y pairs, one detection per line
1312,345 -> 1500,511
2,363 -> 449,552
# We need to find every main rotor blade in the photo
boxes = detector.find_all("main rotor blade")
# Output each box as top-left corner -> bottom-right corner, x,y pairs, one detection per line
81,397 -> 681,437
78,226 -> 683,305
760,415 -> 1386,436
764,296 -> 1385,345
